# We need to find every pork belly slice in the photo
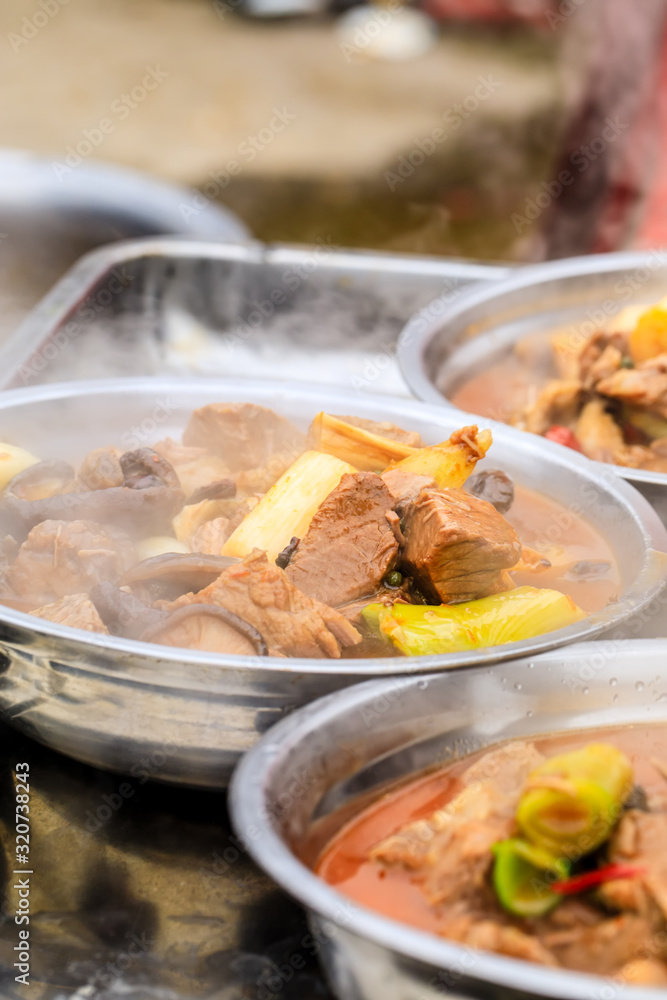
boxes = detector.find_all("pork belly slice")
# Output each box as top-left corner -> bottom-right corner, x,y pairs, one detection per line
401,487 -> 522,604
166,549 -> 361,658
285,472 -> 399,608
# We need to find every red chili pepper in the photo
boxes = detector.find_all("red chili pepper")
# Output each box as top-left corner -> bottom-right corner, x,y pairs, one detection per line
544,425 -> 582,452
552,864 -> 647,895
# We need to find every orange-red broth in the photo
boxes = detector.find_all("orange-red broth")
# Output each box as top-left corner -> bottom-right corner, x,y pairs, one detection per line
316,726 -> 667,936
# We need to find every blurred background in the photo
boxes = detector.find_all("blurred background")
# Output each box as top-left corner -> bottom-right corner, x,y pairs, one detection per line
2,0 -> 667,263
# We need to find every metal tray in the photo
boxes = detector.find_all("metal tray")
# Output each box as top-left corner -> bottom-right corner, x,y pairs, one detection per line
231,638 -> 667,1000
397,250 -> 667,521
0,237 -> 509,397
0,378 -> 664,789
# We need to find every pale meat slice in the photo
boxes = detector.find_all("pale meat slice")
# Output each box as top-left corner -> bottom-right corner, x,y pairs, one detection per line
585,344 -> 624,387
190,517 -> 234,555
515,380 -> 583,435
183,403 -> 306,474
371,742 -> 545,908
618,959 -> 667,986
149,612 -> 256,655
166,549 -> 361,658
333,415 -> 423,448
401,488 -> 522,603
8,520 -> 135,605
31,592 -> 109,634
153,437 -> 231,498
285,472 -> 399,608
597,353 -> 667,419
540,913 -> 661,976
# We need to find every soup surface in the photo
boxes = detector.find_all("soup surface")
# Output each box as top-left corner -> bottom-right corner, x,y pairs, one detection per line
318,725 -> 667,985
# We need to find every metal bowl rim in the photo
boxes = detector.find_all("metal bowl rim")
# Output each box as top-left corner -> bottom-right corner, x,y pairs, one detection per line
396,249 -> 667,488
0,375 -> 664,681
229,637 -> 667,1000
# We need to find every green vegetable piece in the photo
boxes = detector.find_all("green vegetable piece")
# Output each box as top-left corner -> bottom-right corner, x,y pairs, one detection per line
361,587 -> 585,657
492,838 -> 570,917
385,570 -> 403,588
516,743 -> 633,856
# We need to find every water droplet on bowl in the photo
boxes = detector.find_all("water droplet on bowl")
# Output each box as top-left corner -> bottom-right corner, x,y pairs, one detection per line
610,678 -> 617,687
636,682 -> 645,692
514,682 -> 522,691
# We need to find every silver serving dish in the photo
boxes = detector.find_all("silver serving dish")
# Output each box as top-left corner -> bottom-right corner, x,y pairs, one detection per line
0,237 -> 508,396
230,638 -> 667,1000
0,378 -> 664,788
397,250 -> 667,521
0,150 -> 249,344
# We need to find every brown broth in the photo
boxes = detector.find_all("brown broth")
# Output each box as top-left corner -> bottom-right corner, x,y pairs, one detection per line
506,486 -> 620,613
316,725 -> 667,937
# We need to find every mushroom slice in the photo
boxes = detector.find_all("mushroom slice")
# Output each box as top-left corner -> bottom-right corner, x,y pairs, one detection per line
3,484 -> 185,535
120,552 -> 239,603
186,479 -> 236,505
120,448 -> 181,490
140,603 -> 268,656
89,582 -> 166,640
5,460 -> 77,501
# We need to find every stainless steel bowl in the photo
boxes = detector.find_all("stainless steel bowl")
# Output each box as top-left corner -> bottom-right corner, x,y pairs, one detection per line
0,377 -> 665,788
0,150 -> 250,343
230,638 -> 667,1000
397,250 -> 667,521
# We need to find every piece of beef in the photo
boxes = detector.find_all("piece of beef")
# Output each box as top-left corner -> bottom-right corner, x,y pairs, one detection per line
465,469 -> 514,514
153,437 -> 232,497
515,380 -> 584,435
9,520 -> 135,605
31,592 -> 109,633
597,354 -> 667,418
371,742 -> 544,905
333,415 -> 423,448
285,472 -> 399,608
381,469 -> 437,509
166,549 -> 361,658
183,403 -> 306,476
401,488 -> 521,604
462,922 -> 558,967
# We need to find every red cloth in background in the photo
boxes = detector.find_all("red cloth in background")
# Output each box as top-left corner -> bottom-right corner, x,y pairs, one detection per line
423,0 -> 552,24
633,24 -> 667,249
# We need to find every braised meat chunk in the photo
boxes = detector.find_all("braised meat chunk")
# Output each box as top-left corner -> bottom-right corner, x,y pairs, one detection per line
167,549 -> 361,658
183,403 -> 306,476
31,592 -> 109,633
286,472 -> 399,608
401,488 -> 521,603
9,520 -> 135,605
597,354 -> 667,419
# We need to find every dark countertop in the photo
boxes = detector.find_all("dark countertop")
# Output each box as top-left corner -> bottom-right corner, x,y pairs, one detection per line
0,724 -> 332,1000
